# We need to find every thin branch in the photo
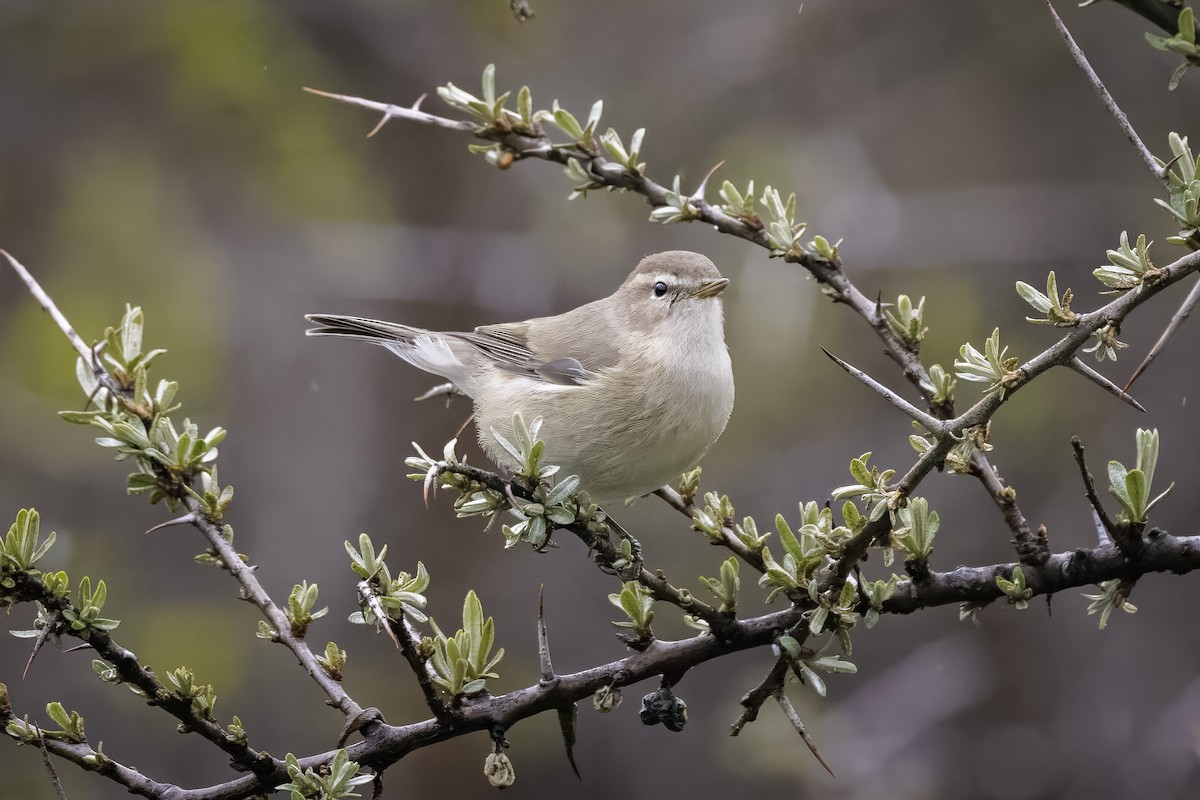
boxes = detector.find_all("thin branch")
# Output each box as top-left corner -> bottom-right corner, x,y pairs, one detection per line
968,453 -> 1047,565
1,250 -> 124,399
430,462 -> 733,633
302,87 -> 476,133
1046,0 -> 1166,182
1067,357 -> 1146,411
385,613 -> 450,724
730,655 -> 789,735
1124,272 -> 1200,390
772,689 -> 835,778
821,347 -> 945,433
652,485 -> 766,573
10,571 -> 277,776
1070,436 -> 1121,543
537,585 -> 554,683
37,731 -> 70,800
187,511 -> 365,719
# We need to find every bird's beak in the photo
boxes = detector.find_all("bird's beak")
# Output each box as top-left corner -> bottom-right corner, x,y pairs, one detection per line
694,278 -> 729,299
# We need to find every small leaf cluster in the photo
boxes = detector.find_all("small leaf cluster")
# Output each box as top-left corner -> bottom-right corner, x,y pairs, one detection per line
59,306 -> 232,519
893,496 -> 939,564
6,701 -> 87,744
1083,578 -> 1138,629
0,508 -> 56,598
423,590 -> 505,697
1107,428 -> 1173,527
862,575 -> 899,629
1145,8 -> 1200,90
277,750 -> 373,800
759,504 -> 860,643
407,415 -> 598,551
831,453 -> 897,523
954,328 -> 1021,398
776,635 -> 858,698
1093,232 -> 1161,292
609,581 -> 655,641
62,576 -> 120,633
929,422 -> 992,476
699,557 -> 740,613
286,581 -> 328,638
884,294 -> 928,346
316,642 -> 347,681
996,565 -> 1033,610
1081,323 -> 1129,363
1157,133 -> 1200,243
165,667 -> 217,721
1016,272 -> 1077,326
346,534 -> 429,625
648,175 -> 702,224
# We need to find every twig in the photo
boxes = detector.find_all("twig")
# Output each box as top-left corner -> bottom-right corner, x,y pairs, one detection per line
968,453 -> 1047,565
389,617 -> 449,717
1123,273 -> 1200,390
1067,357 -> 1146,411
772,689 -> 835,778
730,655 -> 789,736
187,511 -> 365,719
1069,436 -> 1120,543
1046,0 -> 1166,182
537,585 -> 554,684
821,347 -> 945,433
302,87 -> 476,134
1,250 -> 124,398
21,610 -> 60,680
652,485 -> 766,572
37,731 -> 70,800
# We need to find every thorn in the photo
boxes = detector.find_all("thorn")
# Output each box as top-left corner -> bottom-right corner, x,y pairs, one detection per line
1067,358 -> 1146,412
556,704 -> 581,780
1123,273 -> 1200,392
773,689 -> 835,778
411,93 -> 428,111
538,584 -> 555,683
145,513 -> 197,535
821,347 -> 943,431
366,108 -> 396,138
691,160 -> 725,203
23,612 -> 61,680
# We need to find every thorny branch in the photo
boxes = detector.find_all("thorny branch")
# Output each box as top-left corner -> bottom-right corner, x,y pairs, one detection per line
7,5 -> 1200,797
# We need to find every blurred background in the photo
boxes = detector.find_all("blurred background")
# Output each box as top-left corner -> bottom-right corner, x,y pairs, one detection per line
3,1 -> 1200,798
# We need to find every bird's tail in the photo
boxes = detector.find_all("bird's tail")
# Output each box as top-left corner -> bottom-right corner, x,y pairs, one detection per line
305,314 -> 475,395
304,314 -> 426,345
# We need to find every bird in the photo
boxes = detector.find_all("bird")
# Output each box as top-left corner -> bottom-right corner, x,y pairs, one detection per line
306,250 -> 734,507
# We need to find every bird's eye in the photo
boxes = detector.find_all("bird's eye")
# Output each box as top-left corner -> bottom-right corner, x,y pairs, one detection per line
653,281 -> 669,298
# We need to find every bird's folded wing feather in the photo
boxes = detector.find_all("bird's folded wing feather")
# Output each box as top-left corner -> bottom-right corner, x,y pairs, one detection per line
468,317 -> 618,386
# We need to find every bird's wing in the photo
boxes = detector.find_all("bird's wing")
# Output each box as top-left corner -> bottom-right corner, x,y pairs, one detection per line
466,315 -> 619,386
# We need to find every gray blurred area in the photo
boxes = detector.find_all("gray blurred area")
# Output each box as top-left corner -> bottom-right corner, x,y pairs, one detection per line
3,2 -> 1200,799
